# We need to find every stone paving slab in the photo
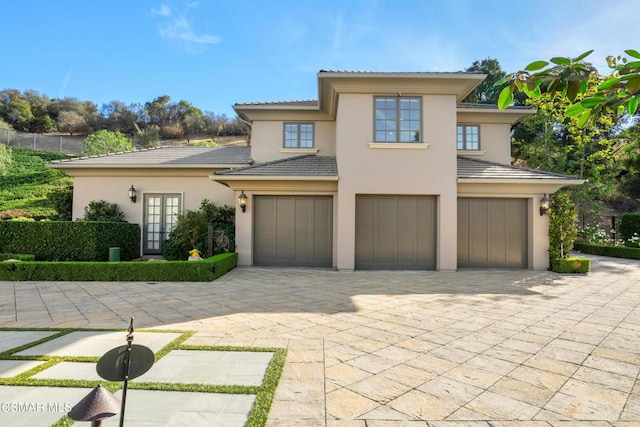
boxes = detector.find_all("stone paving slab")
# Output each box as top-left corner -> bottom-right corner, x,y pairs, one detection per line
14,330 -> 181,357
0,386 -> 88,427
102,389 -> 255,427
0,360 -> 45,378
142,350 -> 273,386
32,350 -> 273,386
0,331 -> 58,353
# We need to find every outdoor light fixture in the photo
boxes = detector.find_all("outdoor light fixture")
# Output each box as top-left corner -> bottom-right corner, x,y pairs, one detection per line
128,185 -> 137,203
539,194 -> 550,216
238,191 -> 248,213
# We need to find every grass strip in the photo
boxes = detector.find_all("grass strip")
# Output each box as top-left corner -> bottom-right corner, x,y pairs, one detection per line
0,329 -> 287,427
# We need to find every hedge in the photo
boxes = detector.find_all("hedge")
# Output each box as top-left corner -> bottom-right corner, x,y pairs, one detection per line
551,257 -> 591,274
0,252 -> 237,282
574,242 -> 640,260
0,253 -> 35,262
0,221 -> 140,261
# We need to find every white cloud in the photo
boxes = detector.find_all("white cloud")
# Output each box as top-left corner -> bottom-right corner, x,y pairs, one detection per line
152,2 -> 221,54
152,4 -> 171,17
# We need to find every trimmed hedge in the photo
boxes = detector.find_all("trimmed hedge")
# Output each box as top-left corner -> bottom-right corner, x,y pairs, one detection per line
0,221 -> 140,261
574,242 -> 640,260
0,252 -> 237,282
0,253 -> 35,261
551,257 -> 591,274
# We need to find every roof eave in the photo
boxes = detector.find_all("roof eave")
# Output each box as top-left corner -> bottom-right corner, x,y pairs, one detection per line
211,175 -> 338,181
457,178 -> 585,185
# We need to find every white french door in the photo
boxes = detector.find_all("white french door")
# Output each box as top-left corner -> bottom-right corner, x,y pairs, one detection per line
143,194 -> 181,254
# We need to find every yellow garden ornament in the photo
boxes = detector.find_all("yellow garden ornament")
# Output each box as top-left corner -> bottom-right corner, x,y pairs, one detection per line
188,248 -> 203,261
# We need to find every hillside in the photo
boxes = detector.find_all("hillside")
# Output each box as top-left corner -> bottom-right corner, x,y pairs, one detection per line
0,147 -> 72,219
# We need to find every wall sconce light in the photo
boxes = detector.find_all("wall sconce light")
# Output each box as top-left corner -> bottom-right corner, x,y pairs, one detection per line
539,194 -> 550,216
238,191 -> 248,213
128,185 -> 137,203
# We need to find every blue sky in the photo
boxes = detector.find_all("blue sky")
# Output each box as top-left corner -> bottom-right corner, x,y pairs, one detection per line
2,0 -> 638,117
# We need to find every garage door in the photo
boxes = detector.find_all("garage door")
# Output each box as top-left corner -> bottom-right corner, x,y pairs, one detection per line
254,196 -> 333,267
458,198 -> 527,268
356,195 -> 436,270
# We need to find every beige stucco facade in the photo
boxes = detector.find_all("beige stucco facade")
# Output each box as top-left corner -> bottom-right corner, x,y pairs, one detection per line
52,71 -> 582,270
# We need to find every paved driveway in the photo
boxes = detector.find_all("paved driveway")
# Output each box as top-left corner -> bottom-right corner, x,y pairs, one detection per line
2,254 -> 640,426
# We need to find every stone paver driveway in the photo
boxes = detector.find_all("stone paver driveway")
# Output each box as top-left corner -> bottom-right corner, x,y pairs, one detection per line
2,253 -> 640,426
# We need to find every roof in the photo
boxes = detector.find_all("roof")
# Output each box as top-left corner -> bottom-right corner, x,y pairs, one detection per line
457,102 -> 533,111
50,146 -> 252,169
216,155 -> 337,177
234,100 -> 318,108
318,70 -> 484,76
457,156 -> 580,180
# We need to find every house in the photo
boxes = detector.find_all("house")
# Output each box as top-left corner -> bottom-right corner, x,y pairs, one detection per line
51,70 -> 582,269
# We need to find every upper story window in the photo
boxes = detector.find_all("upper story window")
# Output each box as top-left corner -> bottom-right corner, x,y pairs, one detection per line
284,123 -> 314,148
375,96 -> 421,142
457,125 -> 480,150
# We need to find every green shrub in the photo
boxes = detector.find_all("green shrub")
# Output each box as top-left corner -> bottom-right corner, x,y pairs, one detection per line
82,200 -> 125,222
619,213 -> 640,246
551,257 -> 591,274
0,252 -> 237,281
0,253 -> 35,261
548,190 -> 578,259
574,242 -> 640,260
0,221 -> 140,261
163,210 -> 209,260
162,200 -> 235,260
47,185 -> 73,221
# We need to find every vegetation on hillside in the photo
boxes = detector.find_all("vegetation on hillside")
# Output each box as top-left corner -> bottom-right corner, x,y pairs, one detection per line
0,147 -> 72,219
0,90 -> 249,146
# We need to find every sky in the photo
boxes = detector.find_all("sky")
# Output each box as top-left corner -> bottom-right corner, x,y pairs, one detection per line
1,0 -> 639,117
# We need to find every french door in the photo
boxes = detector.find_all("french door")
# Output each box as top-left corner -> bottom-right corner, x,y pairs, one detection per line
143,194 -> 181,254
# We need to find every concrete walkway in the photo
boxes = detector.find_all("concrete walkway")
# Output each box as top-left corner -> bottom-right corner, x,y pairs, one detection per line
2,254 -> 640,426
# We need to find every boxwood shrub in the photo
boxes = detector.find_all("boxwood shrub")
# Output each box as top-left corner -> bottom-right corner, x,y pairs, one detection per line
0,252 -> 237,281
551,257 -> 591,274
0,221 -> 140,261
574,242 -> 640,260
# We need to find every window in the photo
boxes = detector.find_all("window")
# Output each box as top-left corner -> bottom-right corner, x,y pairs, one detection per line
457,125 -> 480,150
284,123 -> 314,148
375,96 -> 421,142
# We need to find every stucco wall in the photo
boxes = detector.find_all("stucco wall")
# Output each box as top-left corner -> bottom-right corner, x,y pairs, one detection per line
250,121 -> 336,163
335,93 -> 459,271
72,174 -> 235,226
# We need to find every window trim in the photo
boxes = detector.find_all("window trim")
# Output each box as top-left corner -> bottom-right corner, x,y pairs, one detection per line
457,124 -> 481,151
283,122 -> 314,148
373,95 -> 422,143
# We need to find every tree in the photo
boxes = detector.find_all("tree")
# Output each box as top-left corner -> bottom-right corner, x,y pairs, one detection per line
548,189 -> 578,259
497,50 -> 640,126
82,130 -> 134,156
463,58 -> 507,104
57,111 -> 88,135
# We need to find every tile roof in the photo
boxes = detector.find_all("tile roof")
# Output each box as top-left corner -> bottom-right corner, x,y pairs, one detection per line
457,156 -> 578,180
217,155 -> 337,176
51,146 -> 252,167
318,70 -> 484,75
457,102 -> 533,111
234,100 -> 319,107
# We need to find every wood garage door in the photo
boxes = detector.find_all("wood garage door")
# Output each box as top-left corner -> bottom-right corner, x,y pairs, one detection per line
356,195 -> 437,270
254,196 -> 333,267
457,198 -> 528,268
